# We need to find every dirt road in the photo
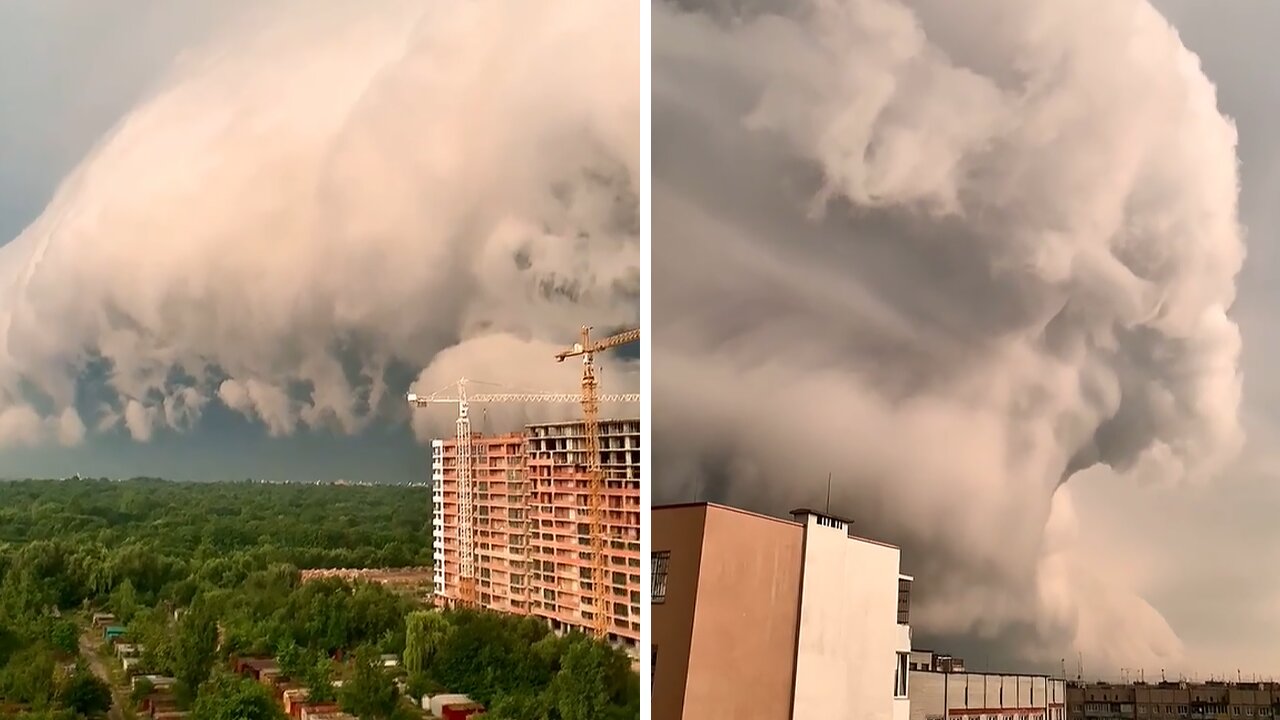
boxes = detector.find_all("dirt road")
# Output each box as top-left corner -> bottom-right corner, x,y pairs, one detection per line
79,630 -> 125,720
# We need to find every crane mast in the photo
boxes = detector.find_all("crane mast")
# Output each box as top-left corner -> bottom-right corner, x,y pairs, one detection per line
556,326 -> 640,639
454,381 -> 477,606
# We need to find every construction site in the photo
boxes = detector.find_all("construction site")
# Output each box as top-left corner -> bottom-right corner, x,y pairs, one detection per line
411,327 -> 641,651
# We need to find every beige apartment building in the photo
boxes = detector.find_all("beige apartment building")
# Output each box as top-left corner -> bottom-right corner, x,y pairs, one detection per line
431,418 -> 641,647
1068,681 -> 1280,719
653,501 -> 913,720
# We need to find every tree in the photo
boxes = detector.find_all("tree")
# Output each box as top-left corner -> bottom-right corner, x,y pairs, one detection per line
339,646 -> 399,720
404,672 -> 445,703
403,611 -> 451,676
109,580 -> 140,624
486,691 -> 552,720
172,607 -> 219,705
45,619 -> 78,656
0,645 -> 57,707
302,652 -> 336,704
57,670 -> 112,717
130,677 -> 155,704
549,639 -> 627,720
191,672 -> 284,720
275,641 -> 306,680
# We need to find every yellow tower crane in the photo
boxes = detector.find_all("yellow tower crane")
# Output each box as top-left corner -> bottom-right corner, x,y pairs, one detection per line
555,326 -> 640,639
407,378 -> 638,609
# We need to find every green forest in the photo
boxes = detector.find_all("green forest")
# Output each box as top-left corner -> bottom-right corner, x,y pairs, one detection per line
0,478 -> 639,720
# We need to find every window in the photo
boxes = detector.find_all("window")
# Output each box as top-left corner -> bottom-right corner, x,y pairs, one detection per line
652,551 -> 671,603
894,652 -> 908,698
897,578 -> 911,624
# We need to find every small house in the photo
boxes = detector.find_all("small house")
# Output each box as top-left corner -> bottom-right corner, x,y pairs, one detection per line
141,692 -> 180,716
233,657 -> 279,682
281,687 -> 309,716
258,666 -> 282,687
299,703 -> 342,720
132,675 -> 177,693
103,625 -> 126,641
429,694 -> 474,716
441,702 -> 485,720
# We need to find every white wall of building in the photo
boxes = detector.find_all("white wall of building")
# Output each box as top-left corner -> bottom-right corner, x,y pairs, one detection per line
909,671 -> 1067,720
431,439 -> 445,598
791,513 -> 905,720
895,577 -> 913,720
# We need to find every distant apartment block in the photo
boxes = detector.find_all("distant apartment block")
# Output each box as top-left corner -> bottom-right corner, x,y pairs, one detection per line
652,501 -> 912,720
431,418 -> 641,648
1068,681 -> 1280,719
907,652 -> 1065,720
910,649 -> 966,674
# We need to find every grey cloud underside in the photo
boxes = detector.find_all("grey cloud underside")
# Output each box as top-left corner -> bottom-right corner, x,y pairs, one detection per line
653,0 -> 1242,669
0,0 -> 640,445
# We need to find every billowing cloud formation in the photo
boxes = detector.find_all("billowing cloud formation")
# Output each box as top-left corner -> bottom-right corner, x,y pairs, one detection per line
0,0 -> 640,445
653,0 -> 1242,671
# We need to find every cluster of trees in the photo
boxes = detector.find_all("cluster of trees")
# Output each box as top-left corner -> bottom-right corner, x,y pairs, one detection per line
0,479 -> 638,719
124,569 -> 416,704
404,610 -> 640,720
0,478 -> 429,718
0,622 -> 111,719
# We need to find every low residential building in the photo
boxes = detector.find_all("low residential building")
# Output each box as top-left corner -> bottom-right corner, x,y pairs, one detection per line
132,675 -> 176,693
911,649 -> 966,673
652,501 -> 912,720
1067,681 -> 1280,719
428,694 -> 477,716
909,667 -> 1066,720
281,687 -> 309,716
299,706 -> 343,720
232,656 -> 284,690
440,703 -> 485,719
115,643 -> 141,658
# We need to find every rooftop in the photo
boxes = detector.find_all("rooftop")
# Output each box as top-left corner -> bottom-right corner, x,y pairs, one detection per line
655,501 -> 900,549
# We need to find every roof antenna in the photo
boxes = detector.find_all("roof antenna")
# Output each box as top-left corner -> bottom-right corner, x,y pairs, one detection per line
825,472 -> 832,515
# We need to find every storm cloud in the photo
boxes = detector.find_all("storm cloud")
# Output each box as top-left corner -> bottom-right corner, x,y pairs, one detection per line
0,0 -> 640,446
653,0 -> 1243,671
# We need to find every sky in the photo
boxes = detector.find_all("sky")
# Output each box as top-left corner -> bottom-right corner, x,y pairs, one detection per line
651,0 -> 1280,680
0,1 -> 640,483
1071,0 -> 1280,680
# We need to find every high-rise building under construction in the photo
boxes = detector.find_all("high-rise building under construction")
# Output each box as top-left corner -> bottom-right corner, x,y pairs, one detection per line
430,417 -> 641,648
